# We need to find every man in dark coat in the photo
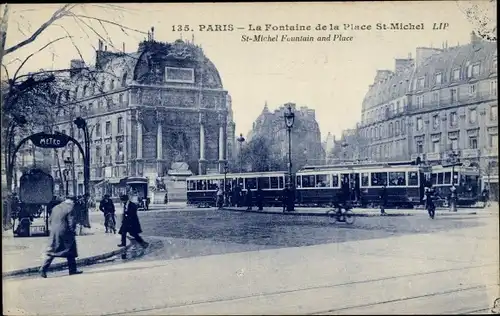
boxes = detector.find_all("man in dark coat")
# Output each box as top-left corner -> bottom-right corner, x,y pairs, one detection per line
39,197 -> 82,278
379,185 -> 388,215
256,187 -> 264,211
245,189 -> 253,211
233,185 -> 242,207
99,194 -> 116,233
117,194 -> 148,248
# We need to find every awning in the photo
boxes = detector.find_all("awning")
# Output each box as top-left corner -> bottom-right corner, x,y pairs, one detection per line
125,176 -> 149,184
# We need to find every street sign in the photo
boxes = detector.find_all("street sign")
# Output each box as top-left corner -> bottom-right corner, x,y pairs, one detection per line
29,132 -> 70,148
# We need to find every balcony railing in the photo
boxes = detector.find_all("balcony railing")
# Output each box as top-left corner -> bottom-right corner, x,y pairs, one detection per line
461,149 -> 480,159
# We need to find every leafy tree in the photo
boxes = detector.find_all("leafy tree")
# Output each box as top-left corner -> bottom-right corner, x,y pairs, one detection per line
239,136 -> 284,172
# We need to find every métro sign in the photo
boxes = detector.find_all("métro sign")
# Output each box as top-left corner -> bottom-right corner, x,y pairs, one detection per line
29,132 -> 70,148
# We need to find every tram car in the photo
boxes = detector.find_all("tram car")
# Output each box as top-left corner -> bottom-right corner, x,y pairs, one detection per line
295,161 -> 426,208
428,165 -> 481,206
186,171 -> 287,207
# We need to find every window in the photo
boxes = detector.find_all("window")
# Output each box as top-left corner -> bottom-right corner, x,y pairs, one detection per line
117,141 -> 124,156
100,81 -> 105,92
491,105 -> 498,121
259,177 -> 270,189
332,174 -> 339,187
416,95 -> 424,108
105,144 -> 111,156
432,140 -> 440,153
472,64 -> 480,77
397,101 -> 402,113
270,177 -> 280,189
432,115 -> 439,129
109,80 -> 115,90
119,93 -> 124,105
469,84 -> 477,97
244,178 -> 257,190
450,112 -> 458,126
82,85 -> 88,97
315,174 -> 330,187
450,138 -> 459,150
493,58 -> 497,72
408,171 -> 419,186
417,77 -> 425,89
371,172 -> 388,186
395,121 -> 400,135
451,88 -> 458,103
416,140 -> 424,153
469,108 -> 477,124
453,69 -> 460,81
435,73 -> 442,84
95,123 -> 101,137
416,118 -> 423,131
357,173 -> 369,187
121,73 -> 128,87
389,122 -> 394,137
105,121 -> 111,136
432,92 -> 440,104
444,172 -> 452,185
491,80 -> 498,96
489,134 -> 498,149
389,172 -> 406,186
301,175 -> 316,188
95,146 -> 101,161
90,85 -> 95,95
117,117 -> 123,134
469,136 -> 478,149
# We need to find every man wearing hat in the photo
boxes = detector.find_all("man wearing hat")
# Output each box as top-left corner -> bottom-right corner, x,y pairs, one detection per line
117,194 -> 149,248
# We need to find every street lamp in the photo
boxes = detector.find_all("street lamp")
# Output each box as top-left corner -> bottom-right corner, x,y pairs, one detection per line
237,133 -> 245,173
284,103 -> 295,212
223,161 -> 229,207
63,156 -> 73,196
448,150 -> 460,212
342,142 -> 349,163
74,117 -> 91,228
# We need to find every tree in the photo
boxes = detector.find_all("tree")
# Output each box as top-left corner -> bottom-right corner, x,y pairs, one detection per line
239,136 -> 284,172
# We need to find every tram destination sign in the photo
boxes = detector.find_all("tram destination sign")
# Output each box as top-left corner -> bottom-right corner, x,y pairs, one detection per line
29,132 -> 70,148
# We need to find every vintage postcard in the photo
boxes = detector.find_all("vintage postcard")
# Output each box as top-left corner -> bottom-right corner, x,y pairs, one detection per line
1,1 -> 498,315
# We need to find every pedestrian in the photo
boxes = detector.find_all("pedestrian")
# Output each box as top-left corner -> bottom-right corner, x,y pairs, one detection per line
233,185 -> 241,207
282,186 -> 289,212
256,186 -> 264,211
245,188 -> 253,211
117,194 -> 149,249
39,197 -> 83,278
379,184 -> 388,215
481,187 -> 490,207
146,197 -> 151,210
216,186 -> 224,209
164,191 -> 169,205
99,194 -> 116,233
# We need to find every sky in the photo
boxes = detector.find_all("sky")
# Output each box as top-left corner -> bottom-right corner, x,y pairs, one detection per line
2,1 -> 494,141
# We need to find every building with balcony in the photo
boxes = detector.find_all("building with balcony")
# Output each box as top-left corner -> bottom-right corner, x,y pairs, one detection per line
356,32 -> 497,192
246,102 -> 325,171
38,35 -> 236,198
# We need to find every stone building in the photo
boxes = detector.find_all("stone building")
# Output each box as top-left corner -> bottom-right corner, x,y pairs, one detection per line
356,31 -> 497,196
247,102 -> 325,171
47,35 -> 235,198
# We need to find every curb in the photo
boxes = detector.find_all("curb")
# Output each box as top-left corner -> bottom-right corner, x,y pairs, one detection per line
2,244 -> 132,278
222,208 -> 414,217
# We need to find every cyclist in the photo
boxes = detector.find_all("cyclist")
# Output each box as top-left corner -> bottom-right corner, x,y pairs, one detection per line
99,194 -> 116,233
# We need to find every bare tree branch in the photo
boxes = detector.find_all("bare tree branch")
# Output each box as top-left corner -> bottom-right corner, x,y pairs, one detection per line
72,14 -> 148,35
13,35 -> 70,81
3,4 -> 74,56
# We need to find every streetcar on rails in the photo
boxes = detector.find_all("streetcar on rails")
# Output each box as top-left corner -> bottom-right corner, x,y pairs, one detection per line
186,171 -> 287,207
296,161 -> 426,208
429,165 -> 481,207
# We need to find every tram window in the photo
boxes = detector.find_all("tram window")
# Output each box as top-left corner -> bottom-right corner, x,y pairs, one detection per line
279,176 -> 284,189
259,177 -> 270,189
187,181 -> 196,191
453,172 -> 459,185
361,173 -> 369,187
431,173 -> 438,185
207,179 -> 218,190
302,175 -> 316,188
332,174 -> 340,187
437,173 -> 444,185
444,172 -> 452,184
196,180 -> 206,190
408,172 -> 419,186
389,172 -> 406,186
371,172 -> 388,186
270,177 -> 279,189
245,178 -> 257,190
316,174 -> 329,187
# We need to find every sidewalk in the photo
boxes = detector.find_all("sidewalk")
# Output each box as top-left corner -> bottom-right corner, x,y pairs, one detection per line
2,222 -> 127,277
3,215 -> 498,315
222,206 -> 485,217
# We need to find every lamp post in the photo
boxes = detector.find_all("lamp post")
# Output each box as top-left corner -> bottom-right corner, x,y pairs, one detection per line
74,117 -> 91,229
63,157 -> 73,196
448,150 -> 460,212
284,103 -> 295,212
223,161 -> 229,207
237,133 -> 245,173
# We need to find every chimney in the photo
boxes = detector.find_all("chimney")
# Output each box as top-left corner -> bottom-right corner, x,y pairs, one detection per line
415,47 -> 442,68
70,59 -> 85,78
122,42 -> 125,53
395,58 -> 414,72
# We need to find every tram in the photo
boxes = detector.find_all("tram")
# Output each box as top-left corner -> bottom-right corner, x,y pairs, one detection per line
429,165 -> 481,206
186,171 -> 287,207
296,161 -> 425,208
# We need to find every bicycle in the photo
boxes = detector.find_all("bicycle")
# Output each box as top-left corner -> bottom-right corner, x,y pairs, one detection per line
104,213 -> 116,234
326,205 -> 356,225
